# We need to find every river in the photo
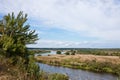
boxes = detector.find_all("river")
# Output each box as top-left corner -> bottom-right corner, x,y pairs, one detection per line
37,50 -> 118,80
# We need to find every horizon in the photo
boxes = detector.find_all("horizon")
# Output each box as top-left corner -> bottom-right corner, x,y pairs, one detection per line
27,47 -> 120,49
0,0 -> 120,48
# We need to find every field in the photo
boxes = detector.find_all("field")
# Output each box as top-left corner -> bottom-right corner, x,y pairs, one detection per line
36,53 -> 120,75
36,54 -> 120,64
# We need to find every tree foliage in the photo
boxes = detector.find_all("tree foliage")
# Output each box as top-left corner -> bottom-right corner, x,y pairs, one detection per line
0,11 -> 38,57
56,51 -> 61,54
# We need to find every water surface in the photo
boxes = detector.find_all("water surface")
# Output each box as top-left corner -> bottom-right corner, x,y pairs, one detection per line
38,63 -> 118,80
40,50 -> 65,56
37,51 -> 118,80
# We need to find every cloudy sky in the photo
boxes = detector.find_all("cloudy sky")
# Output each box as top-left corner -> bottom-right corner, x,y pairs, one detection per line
0,0 -> 120,48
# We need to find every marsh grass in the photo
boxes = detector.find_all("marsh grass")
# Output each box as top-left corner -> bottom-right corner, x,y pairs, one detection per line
36,55 -> 120,76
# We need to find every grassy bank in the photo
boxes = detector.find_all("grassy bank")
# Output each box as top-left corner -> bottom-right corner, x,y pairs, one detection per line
36,54 -> 120,76
0,54 -> 69,80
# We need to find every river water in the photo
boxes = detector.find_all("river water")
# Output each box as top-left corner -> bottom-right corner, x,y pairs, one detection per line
37,51 -> 118,80
41,50 -> 65,56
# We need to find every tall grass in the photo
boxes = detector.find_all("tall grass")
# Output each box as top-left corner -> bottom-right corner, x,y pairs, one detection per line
37,55 -> 120,76
0,52 -> 69,80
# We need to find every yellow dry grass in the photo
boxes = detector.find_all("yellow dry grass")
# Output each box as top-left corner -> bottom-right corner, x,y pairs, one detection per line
35,54 -> 120,65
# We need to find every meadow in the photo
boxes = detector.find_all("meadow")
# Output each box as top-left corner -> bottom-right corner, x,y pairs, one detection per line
36,49 -> 120,76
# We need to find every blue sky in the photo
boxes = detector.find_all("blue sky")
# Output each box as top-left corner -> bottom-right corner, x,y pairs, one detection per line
0,0 -> 120,48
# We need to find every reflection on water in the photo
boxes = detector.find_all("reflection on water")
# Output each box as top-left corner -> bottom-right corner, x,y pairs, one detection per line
35,50 -> 56,56
41,51 -> 56,56
41,50 -> 65,56
38,63 -> 118,80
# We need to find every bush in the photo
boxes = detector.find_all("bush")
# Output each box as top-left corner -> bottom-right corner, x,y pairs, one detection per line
56,51 -> 61,54
48,54 -> 51,56
65,52 -> 70,55
71,51 -> 76,55
71,52 -> 75,55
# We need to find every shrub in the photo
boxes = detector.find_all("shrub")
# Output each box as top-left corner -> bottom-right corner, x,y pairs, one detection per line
56,51 -> 61,54
71,53 -> 75,55
71,51 -> 76,55
48,54 -> 51,56
65,52 -> 70,55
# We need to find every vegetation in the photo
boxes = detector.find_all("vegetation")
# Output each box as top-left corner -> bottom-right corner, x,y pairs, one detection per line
71,52 -> 75,55
1,11 -> 119,79
36,54 -> 120,76
65,52 -> 70,55
35,48 -> 120,56
76,49 -> 120,56
71,50 -> 76,55
48,73 -> 68,80
0,12 -> 68,80
29,49 -> 51,53
56,50 -> 61,54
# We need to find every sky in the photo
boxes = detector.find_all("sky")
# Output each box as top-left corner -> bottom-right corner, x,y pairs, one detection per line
0,0 -> 120,48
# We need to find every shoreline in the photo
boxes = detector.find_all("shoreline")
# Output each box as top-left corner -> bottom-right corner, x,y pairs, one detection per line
35,54 -> 120,75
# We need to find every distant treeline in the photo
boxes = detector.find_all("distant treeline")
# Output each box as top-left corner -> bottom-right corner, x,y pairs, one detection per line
28,48 -> 120,56
28,48 -> 120,51
76,49 -> 120,56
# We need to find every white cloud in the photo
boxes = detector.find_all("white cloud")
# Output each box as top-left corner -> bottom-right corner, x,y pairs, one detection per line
27,39 -> 120,48
27,39 -> 88,48
0,0 -> 120,47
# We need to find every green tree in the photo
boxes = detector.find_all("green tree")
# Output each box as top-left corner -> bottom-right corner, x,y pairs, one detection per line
0,11 -> 38,58
56,50 -> 61,54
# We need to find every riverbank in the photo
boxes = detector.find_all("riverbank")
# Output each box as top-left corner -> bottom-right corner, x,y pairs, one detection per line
0,55 -> 69,80
35,54 -> 120,75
